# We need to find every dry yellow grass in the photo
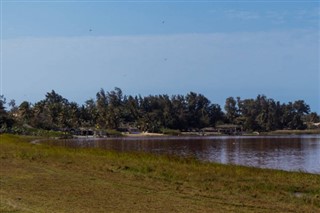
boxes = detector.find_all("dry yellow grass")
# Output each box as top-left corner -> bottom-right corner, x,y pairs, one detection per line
1,134 -> 319,212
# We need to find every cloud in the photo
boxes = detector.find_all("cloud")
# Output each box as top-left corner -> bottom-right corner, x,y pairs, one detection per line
224,9 -> 261,20
265,11 -> 288,24
294,7 -> 320,24
221,8 -> 319,25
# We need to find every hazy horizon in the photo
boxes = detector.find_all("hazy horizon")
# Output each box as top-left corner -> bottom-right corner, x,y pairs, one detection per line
1,1 -> 319,112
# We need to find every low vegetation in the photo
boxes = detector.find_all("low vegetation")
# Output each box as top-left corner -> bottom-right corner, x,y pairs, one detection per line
267,129 -> 320,135
105,129 -> 123,137
1,134 -> 319,212
161,128 -> 181,136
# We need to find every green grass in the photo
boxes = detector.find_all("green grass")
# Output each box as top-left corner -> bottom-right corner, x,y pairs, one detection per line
161,128 -> 181,136
106,129 -> 124,137
9,125 -> 72,138
1,134 -> 319,212
267,129 -> 320,135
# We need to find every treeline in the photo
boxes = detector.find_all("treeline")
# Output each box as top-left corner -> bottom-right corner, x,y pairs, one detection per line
0,87 -> 319,134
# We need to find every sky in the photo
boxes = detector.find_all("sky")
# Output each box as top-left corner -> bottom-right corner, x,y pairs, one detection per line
1,0 -> 319,113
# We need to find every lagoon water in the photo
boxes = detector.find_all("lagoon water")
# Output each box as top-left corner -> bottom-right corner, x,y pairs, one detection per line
46,135 -> 320,174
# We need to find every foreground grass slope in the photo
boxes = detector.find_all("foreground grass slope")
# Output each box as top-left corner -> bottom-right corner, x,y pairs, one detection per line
0,134 -> 319,213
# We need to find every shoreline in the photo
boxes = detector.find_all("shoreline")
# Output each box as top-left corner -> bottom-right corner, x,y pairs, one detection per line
73,129 -> 320,139
73,133 -> 320,140
33,133 -> 320,174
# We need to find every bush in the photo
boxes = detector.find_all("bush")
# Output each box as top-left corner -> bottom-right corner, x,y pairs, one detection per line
106,129 -> 123,137
161,128 -> 181,136
8,125 -> 67,138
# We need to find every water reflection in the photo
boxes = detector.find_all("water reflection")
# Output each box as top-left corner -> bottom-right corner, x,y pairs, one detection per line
45,135 -> 320,174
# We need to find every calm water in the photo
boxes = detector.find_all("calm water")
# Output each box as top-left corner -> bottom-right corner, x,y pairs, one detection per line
46,135 -> 320,174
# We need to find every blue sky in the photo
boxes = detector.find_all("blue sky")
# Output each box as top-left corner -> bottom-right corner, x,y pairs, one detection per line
1,0 -> 319,112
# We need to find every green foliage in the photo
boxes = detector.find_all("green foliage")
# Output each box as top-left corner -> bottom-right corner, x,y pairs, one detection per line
1,88 -> 318,134
224,97 -> 239,124
0,96 -> 15,132
231,95 -> 312,131
9,125 -> 67,137
106,129 -> 123,137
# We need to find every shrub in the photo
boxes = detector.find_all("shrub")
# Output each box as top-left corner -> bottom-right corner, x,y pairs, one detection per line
106,129 -> 123,137
161,128 -> 181,136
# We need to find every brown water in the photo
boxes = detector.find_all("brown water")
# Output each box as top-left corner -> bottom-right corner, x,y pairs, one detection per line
46,135 -> 320,174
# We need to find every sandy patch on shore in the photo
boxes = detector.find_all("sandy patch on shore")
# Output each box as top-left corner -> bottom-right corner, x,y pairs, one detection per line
125,132 -> 164,137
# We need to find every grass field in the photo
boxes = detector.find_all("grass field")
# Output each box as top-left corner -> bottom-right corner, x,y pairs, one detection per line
1,134 -> 319,212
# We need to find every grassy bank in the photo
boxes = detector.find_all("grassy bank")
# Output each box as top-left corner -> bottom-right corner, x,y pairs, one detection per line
1,134 -> 319,213
266,129 -> 320,135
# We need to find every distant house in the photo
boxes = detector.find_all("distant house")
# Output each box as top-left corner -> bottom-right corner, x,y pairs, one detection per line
128,127 -> 140,134
94,130 -> 109,137
201,127 -> 218,136
312,123 -> 320,128
201,125 -> 242,135
117,126 -> 141,134
215,124 -> 242,135
78,128 -> 94,136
